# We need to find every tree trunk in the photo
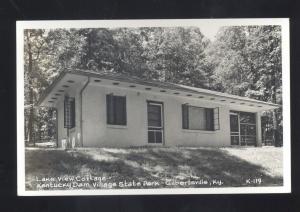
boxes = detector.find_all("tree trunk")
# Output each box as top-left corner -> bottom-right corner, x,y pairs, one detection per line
269,33 -> 281,147
24,117 -> 28,144
38,109 -> 42,143
55,109 -> 59,148
271,76 -> 280,147
28,82 -> 35,146
26,31 -> 35,146
272,110 -> 279,147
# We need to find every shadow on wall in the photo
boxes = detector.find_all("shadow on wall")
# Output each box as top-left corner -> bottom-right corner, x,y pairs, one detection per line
25,147 -> 282,190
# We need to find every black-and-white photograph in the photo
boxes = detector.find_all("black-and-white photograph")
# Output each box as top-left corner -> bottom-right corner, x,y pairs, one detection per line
17,19 -> 290,195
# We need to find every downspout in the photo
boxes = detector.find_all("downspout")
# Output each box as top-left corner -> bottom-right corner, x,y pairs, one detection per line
80,77 -> 90,147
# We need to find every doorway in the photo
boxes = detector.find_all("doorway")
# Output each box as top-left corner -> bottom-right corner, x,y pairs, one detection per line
147,101 -> 164,144
230,113 -> 240,145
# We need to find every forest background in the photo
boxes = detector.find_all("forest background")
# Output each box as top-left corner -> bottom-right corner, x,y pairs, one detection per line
23,25 -> 282,146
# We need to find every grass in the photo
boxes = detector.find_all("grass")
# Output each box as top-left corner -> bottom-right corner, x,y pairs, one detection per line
25,146 -> 283,190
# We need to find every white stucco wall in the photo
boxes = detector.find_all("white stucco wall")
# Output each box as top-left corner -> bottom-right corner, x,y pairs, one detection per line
77,83 -> 232,147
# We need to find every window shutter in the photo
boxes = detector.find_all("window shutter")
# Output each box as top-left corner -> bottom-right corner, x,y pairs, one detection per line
64,97 -> 68,128
182,104 -> 189,129
213,107 -> 220,130
71,98 -> 75,128
64,97 -> 75,129
205,108 -> 214,130
106,94 -> 114,124
106,94 -> 127,125
121,96 -> 126,125
114,96 -> 126,125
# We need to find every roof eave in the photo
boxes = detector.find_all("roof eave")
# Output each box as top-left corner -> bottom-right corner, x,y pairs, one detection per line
37,71 -> 67,106
37,69 -> 281,111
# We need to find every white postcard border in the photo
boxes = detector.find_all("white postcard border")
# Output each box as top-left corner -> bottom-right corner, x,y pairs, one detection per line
17,18 -> 291,196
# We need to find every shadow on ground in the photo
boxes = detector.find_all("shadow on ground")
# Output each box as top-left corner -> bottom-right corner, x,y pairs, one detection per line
25,147 -> 283,190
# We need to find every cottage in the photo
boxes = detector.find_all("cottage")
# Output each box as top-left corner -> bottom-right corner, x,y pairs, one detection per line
38,69 -> 279,148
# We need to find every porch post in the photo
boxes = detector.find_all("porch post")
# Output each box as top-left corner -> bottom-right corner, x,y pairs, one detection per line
256,111 -> 262,147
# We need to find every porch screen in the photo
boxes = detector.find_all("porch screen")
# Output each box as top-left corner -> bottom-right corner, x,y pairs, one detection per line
230,111 -> 257,146
182,105 -> 214,131
106,94 -> 127,125
64,97 -> 75,129
239,112 -> 256,146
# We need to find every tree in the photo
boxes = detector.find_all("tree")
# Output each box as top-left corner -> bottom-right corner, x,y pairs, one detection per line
246,26 -> 282,146
24,28 -> 86,145
206,25 -> 282,146
24,29 -> 47,145
78,28 -> 117,72
141,27 -> 211,87
206,26 -> 252,95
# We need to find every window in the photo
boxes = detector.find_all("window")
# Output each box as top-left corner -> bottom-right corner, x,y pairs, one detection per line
106,94 -> 127,125
182,104 -> 216,131
64,97 -> 75,129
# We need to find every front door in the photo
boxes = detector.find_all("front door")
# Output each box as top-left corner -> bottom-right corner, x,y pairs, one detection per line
147,101 -> 164,144
230,113 -> 240,145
